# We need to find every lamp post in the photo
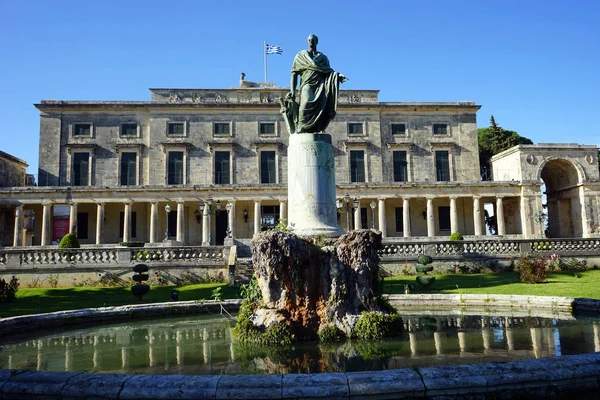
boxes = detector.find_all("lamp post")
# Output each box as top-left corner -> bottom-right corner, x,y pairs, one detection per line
225,201 -> 232,238
370,200 -> 377,229
533,210 -> 547,239
344,192 -> 351,231
164,204 -> 171,241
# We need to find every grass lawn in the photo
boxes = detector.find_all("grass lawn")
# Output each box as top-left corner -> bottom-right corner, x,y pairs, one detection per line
384,269 -> 600,299
0,283 -> 241,319
2,270 -> 599,318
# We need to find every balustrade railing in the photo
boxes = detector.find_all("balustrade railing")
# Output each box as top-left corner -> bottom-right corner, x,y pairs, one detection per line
379,238 -> 600,259
130,247 -> 225,263
0,245 -> 226,268
1,238 -> 599,269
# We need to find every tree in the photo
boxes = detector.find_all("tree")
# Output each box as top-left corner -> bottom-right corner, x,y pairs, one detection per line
478,115 -> 533,180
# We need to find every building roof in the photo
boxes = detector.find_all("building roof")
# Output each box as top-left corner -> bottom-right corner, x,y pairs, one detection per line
0,150 -> 28,167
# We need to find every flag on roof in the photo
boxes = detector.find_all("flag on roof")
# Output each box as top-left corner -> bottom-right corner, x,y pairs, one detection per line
266,44 -> 283,55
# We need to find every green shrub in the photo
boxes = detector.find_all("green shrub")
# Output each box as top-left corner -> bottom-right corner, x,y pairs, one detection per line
131,263 -> 150,299
0,276 -> 19,302
240,276 -> 262,303
318,324 -> 344,343
449,232 -> 464,241
417,254 -> 432,265
58,233 -> 80,249
517,255 -> 547,284
352,311 -> 402,340
416,275 -> 436,288
415,265 -> 433,274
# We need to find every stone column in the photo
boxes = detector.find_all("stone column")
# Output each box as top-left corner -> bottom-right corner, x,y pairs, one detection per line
41,201 -> 52,246
228,200 -> 237,239
449,196 -> 458,234
96,203 -> 105,244
473,196 -> 483,236
279,199 -> 287,221
287,133 -> 343,236
579,186 -> 591,238
176,199 -> 185,244
202,203 -> 210,246
378,198 -> 387,238
13,204 -> 23,247
403,197 -> 411,237
69,202 -> 78,235
426,197 -> 435,237
354,204 -> 362,230
149,202 -> 158,243
496,197 -> 506,236
409,332 -> 418,357
458,331 -> 467,356
530,327 -> 542,358
254,200 -> 261,236
123,201 -> 132,242
434,332 -> 442,355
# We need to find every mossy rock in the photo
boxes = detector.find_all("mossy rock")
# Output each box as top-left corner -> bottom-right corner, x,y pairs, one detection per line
318,324 -> 345,343
58,233 -> 80,249
417,254 -> 432,265
416,275 -> 436,288
351,311 -> 402,341
415,265 -> 434,274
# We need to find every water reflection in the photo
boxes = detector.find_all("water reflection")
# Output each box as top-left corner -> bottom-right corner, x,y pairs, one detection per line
1,314 -> 599,374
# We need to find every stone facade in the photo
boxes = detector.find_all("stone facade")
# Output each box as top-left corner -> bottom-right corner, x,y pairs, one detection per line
0,86 -> 598,248
0,151 -> 28,247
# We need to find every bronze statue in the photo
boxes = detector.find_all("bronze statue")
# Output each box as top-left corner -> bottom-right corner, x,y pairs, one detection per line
280,34 -> 347,134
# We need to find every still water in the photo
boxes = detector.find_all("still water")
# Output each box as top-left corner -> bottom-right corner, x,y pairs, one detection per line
1,313 -> 599,375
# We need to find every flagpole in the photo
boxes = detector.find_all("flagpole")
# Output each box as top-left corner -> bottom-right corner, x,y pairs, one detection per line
264,41 -> 267,82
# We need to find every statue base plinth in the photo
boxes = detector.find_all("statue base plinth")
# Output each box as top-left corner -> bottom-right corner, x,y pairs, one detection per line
287,133 -> 344,237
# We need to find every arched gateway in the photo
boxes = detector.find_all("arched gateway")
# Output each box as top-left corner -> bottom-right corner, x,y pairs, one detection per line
492,144 -> 600,239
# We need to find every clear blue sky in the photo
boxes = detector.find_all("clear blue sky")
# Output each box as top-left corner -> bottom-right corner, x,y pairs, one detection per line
1,0 -> 599,176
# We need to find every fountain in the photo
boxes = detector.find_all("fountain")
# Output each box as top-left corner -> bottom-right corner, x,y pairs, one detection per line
1,34 -> 600,398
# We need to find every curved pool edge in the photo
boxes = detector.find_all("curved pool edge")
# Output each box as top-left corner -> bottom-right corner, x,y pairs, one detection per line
1,353 -> 599,399
2,295 -> 600,398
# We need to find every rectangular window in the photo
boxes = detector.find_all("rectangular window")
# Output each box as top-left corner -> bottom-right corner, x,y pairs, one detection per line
438,206 -> 451,231
119,212 -> 137,238
393,151 -> 408,182
260,151 -> 276,184
395,207 -> 404,232
72,152 -> 89,186
259,122 -> 275,135
214,151 -> 230,184
214,123 -> 230,135
435,150 -> 450,181
433,123 -> 448,135
391,123 -> 406,135
77,212 -> 88,240
73,123 -> 91,136
350,150 -> 365,183
348,123 -> 363,135
121,123 -> 138,136
167,151 -> 184,185
120,152 -> 137,186
167,122 -> 184,135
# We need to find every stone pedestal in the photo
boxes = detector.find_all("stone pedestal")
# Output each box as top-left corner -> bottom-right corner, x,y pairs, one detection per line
287,133 -> 343,237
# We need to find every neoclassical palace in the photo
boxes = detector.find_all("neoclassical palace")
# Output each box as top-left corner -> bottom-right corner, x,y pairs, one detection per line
2,83 -> 600,248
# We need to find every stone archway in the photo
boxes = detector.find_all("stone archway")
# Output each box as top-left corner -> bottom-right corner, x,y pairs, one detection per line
539,158 -> 583,238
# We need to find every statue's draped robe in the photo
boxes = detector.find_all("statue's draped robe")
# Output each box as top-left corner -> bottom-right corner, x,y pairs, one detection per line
291,50 -> 342,133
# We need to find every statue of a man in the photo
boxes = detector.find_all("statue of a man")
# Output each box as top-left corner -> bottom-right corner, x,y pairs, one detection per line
280,34 -> 347,134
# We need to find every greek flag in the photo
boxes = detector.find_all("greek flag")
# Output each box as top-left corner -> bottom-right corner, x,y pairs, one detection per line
266,44 -> 283,55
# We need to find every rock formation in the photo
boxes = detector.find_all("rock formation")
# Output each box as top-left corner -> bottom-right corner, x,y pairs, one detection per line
250,229 -> 382,340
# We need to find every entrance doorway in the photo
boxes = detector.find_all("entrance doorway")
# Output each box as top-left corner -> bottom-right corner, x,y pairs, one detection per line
215,212 -> 228,245
540,159 -> 582,238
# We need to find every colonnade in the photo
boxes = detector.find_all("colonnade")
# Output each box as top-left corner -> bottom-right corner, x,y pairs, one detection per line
11,193 -> 525,247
